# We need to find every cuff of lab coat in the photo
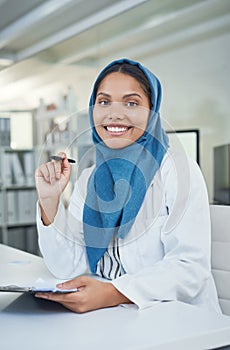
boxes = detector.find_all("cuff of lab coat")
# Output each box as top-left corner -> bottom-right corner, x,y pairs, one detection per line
112,274 -> 161,310
36,200 -> 66,233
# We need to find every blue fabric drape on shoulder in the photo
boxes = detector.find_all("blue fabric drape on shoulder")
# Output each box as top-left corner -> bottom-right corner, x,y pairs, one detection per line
83,58 -> 169,274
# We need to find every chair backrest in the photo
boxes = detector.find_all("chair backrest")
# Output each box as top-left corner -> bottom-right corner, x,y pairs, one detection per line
210,204 -> 230,316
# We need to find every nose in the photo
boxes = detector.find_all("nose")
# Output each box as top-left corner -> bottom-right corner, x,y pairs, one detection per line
108,102 -> 124,120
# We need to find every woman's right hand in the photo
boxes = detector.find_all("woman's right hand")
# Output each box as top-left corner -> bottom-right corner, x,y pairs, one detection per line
35,152 -> 71,200
35,152 -> 72,225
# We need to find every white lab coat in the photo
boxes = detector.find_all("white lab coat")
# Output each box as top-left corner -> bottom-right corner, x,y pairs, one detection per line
37,149 -> 221,313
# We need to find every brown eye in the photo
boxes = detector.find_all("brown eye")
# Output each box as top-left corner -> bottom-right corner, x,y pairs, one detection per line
98,100 -> 110,106
126,101 -> 138,107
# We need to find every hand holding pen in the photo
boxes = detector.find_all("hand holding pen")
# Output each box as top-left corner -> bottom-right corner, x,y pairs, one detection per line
35,152 -> 74,226
35,152 -> 72,189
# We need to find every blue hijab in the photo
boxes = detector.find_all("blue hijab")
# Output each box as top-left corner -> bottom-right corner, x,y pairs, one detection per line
83,58 -> 169,274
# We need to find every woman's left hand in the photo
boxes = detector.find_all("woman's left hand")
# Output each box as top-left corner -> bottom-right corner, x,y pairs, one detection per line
35,275 -> 131,313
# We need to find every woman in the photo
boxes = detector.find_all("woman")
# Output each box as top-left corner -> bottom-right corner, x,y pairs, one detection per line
35,58 -> 220,314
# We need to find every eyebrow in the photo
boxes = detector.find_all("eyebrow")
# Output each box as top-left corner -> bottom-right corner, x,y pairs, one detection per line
96,92 -> 142,99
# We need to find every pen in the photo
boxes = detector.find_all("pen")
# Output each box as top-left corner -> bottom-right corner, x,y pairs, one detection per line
50,155 -> 76,163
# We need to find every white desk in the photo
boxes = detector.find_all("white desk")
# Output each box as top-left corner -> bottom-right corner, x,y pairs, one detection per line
1,244 -> 230,350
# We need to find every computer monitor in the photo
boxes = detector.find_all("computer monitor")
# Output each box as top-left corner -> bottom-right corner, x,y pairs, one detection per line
213,144 -> 230,205
166,129 -> 200,165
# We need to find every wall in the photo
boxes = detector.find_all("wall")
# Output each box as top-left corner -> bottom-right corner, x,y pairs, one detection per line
140,31 -> 230,202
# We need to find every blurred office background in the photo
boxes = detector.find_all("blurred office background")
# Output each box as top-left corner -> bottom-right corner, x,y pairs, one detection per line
0,0 -> 229,253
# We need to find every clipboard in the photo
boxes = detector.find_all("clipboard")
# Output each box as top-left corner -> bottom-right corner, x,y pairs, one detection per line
0,285 -> 78,294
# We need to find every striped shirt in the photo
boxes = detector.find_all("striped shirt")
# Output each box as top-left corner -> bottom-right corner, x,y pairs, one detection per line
96,237 -> 124,280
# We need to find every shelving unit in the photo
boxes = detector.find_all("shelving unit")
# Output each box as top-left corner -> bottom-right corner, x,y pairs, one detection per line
0,147 -> 38,254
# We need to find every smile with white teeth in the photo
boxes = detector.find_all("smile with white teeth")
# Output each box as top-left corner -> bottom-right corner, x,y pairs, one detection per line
105,126 -> 129,133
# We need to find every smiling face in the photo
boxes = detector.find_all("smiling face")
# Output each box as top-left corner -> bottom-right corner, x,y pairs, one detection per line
93,72 -> 151,149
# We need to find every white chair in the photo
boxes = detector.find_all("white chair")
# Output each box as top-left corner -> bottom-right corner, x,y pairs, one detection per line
210,204 -> 230,316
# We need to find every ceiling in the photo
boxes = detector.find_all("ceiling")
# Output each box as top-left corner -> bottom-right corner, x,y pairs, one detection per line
0,0 -> 229,110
